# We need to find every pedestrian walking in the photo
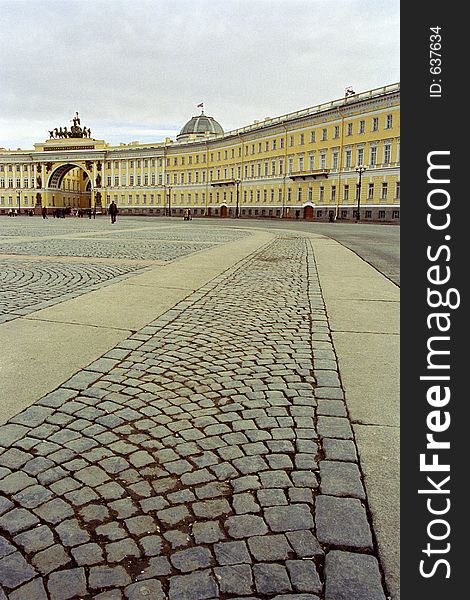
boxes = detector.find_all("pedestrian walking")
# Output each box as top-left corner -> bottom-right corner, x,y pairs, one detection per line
108,200 -> 118,224
41,206 -> 48,219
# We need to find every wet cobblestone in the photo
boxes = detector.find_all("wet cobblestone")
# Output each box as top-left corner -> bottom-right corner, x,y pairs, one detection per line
0,231 -> 385,598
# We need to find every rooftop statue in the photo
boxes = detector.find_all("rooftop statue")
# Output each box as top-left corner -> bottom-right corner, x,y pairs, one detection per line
48,113 -> 92,139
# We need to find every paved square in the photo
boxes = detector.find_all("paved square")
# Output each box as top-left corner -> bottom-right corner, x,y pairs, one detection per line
0,217 -> 388,599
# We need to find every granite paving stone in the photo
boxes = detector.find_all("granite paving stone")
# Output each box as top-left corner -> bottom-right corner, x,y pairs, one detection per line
47,567 -> 87,599
315,495 -> 373,549
0,551 -> 36,589
324,550 -> 386,600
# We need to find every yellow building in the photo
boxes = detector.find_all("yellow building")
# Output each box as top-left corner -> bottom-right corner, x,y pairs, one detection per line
0,83 -> 400,221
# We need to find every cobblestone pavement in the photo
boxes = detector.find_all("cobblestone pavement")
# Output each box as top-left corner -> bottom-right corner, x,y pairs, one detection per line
0,234 -> 387,599
0,220 -> 250,324
0,260 -> 151,324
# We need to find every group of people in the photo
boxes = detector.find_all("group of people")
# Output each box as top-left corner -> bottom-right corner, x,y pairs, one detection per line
7,208 -> 18,217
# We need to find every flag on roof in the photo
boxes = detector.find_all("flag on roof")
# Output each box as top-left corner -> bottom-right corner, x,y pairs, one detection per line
197,102 -> 204,108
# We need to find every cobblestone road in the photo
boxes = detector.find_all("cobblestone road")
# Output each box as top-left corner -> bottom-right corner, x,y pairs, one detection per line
0,232 -> 386,599
0,260 -> 151,324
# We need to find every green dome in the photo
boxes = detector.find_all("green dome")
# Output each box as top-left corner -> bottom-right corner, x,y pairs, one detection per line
178,113 -> 224,140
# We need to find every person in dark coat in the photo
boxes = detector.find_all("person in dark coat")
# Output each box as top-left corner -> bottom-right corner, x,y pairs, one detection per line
108,201 -> 118,224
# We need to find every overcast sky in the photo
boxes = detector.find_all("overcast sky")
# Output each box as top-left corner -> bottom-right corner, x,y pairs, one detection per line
0,0 -> 399,150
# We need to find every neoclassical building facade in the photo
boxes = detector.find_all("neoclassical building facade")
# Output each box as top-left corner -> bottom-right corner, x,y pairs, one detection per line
0,83 -> 400,221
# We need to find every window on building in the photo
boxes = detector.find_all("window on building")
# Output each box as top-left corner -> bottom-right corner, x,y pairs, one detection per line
379,210 -> 386,219
344,185 -> 349,200
372,117 -> 379,131
357,148 -> 364,166
382,183 -> 388,199
392,210 -> 400,219
345,150 -> 352,168
279,159 -> 283,175
300,133 -> 304,145
359,120 -> 365,134
365,210 -> 372,218
384,144 -> 391,164
347,123 -> 353,136
331,186 -> 336,201
272,139 -> 277,150
332,151 -> 339,170
320,152 -> 326,169
299,156 -> 304,171
368,183 -> 374,199
310,131 -> 315,143
386,114 -> 393,129
288,158 -> 293,174
322,128 -> 327,141
107,176 -> 112,186
114,176 -> 119,186
309,155 -> 314,171
297,187 -> 302,201
396,182 -> 400,198
289,136 -> 294,147
341,210 -> 348,219
370,146 -> 377,166
319,186 -> 324,202
280,137 -> 284,149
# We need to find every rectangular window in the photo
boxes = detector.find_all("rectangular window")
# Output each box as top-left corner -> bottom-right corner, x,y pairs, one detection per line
370,146 -> 377,166
372,117 -> 379,131
331,185 -> 336,201
310,131 -> 315,143
107,176 -> 112,186
279,160 -> 283,175
396,182 -> 400,198
334,125 -> 340,139
392,210 -> 400,219
347,123 -> 353,136
309,155 -> 314,171
272,139 -> 277,150
280,137 -> 284,149
382,183 -> 388,199
384,144 -> 391,165
114,176 -> 119,186
300,133 -> 304,145
344,185 -> 349,201
332,151 -> 338,170
386,114 -> 393,129
322,128 -> 327,141
357,148 -> 364,166
137,175 -> 142,185
298,156 -> 304,171
365,210 -> 372,218
319,186 -> 324,202
379,210 -> 386,219
345,150 -> 352,168
289,136 -> 294,147
320,152 -> 326,169
359,120 -> 365,134
368,183 -> 374,199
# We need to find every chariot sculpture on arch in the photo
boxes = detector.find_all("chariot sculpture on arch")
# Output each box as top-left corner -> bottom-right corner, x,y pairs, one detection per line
48,112 -> 92,139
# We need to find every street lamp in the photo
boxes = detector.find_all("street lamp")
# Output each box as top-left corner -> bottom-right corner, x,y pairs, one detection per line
355,166 -> 366,222
167,185 -> 172,217
234,179 -> 241,218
